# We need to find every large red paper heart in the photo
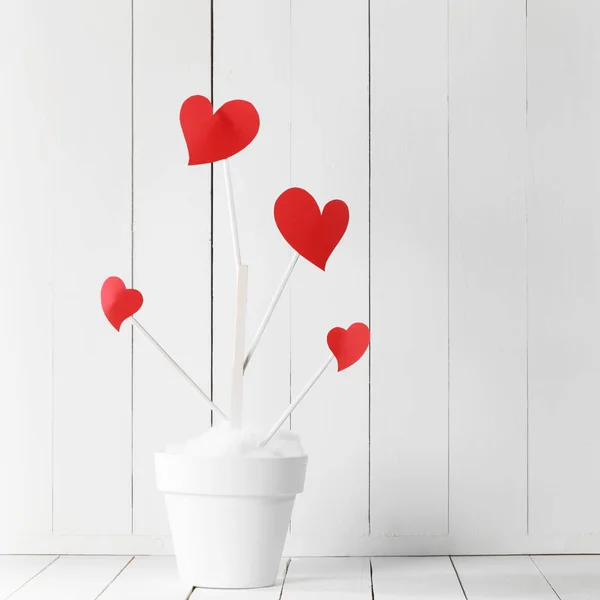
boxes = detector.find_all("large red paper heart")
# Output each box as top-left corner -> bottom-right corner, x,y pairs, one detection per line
327,322 -> 370,372
180,95 -> 260,165
274,187 -> 349,271
101,277 -> 143,332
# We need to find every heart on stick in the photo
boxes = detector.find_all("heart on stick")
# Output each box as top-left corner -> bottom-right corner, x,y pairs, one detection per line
180,95 -> 260,165
101,277 -> 143,331
274,187 -> 349,271
327,322 -> 370,372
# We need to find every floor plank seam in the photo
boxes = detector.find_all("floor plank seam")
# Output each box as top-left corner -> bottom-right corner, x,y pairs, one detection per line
278,557 -> 292,600
529,556 -> 562,600
94,556 -> 135,600
5,556 -> 60,599
449,556 -> 468,600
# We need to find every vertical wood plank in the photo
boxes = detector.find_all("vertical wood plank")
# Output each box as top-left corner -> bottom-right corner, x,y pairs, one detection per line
289,0 -> 370,544
212,0 -> 291,430
371,557 -> 464,599
51,0 -> 133,534
528,0 -> 600,534
532,556 -> 600,600
370,0 -> 449,535
452,556 -> 557,599
9,556 -> 132,600
133,0 -> 212,536
283,558 -> 371,600
0,556 -> 58,599
99,557 -> 192,600
448,0 -> 527,535
0,2 -> 54,536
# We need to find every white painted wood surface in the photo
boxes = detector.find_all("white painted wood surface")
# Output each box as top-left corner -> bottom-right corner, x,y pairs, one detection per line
4,0 -> 600,556
289,0 -> 370,541
527,0 -> 600,537
371,557 -> 465,599
98,556 -> 191,600
453,556 -> 557,599
0,556 -> 57,599
8,556 -> 131,600
132,0 -> 212,537
49,0 -> 133,535
532,555 -> 600,600
0,2 -> 54,536
5,555 -> 600,599
190,559 -> 287,599
284,558 -> 371,599
370,0 -> 449,536
448,0 -> 528,537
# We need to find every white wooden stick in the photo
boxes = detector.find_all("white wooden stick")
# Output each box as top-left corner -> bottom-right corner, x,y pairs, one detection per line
230,265 -> 249,428
259,354 -> 335,447
129,316 -> 229,421
223,158 -> 242,266
244,252 -> 299,371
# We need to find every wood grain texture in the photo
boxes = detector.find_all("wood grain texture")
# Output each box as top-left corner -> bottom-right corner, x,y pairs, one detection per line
288,0 -> 370,543
0,2 -> 54,536
0,556 -> 58,599
283,558 -> 371,600
9,556 -> 132,600
532,555 -> 600,600
453,556 -> 557,599
99,556 -> 191,600
448,0 -> 527,536
212,0 -> 292,431
50,0 -> 133,535
132,0 -> 212,536
371,557 -> 464,599
527,0 -> 600,535
370,0 -> 449,535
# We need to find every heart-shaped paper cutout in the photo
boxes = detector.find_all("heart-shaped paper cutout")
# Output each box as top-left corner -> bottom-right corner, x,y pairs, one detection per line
101,277 -> 143,331
327,322 -> 370,372
180,95 -> 260,165
274,187 -> 349,271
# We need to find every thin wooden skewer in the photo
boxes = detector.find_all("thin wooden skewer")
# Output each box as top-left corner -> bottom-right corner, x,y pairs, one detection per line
230,265 -> 249,428
223,158 -> 242,266
259,354 -> 335,447
129,316 -> 229,421
244,252 -> 299,371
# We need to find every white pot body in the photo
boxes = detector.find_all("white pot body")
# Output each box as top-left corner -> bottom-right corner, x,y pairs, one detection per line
155,451 -> 308,589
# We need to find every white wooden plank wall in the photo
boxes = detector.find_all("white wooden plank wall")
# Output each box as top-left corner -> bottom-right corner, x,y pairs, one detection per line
289,0 -> 370,542
2,0 -> 600,555
370,0 -> 449,537
49,0 -> 133,535
132,0 -> 212,537
527,0 -> 600,536
448,0 -> 528,537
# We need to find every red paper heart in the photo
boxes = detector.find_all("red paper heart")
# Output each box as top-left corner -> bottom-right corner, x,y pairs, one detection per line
327,322 -> 370,372
274,187 -> 349,271
180,95 -> 260,165
101,277 -> 143,332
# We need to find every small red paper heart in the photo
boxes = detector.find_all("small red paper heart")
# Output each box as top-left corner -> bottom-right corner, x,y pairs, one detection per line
274,187 -> 349,271
180,95 -> 260,165
101,277 -> 143,332
327,322 -> 370,372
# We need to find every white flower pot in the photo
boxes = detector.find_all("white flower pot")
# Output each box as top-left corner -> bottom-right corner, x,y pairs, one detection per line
155,451 -> 308,589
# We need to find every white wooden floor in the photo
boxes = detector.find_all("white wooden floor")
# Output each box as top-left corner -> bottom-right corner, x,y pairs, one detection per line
1,555 -> 598,599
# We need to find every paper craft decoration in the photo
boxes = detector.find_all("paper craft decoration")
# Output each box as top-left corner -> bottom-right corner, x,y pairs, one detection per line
180,95 -> 260,165
327,322 -> 370,372
274,187 -> 349,271
101,277 -> 143,331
